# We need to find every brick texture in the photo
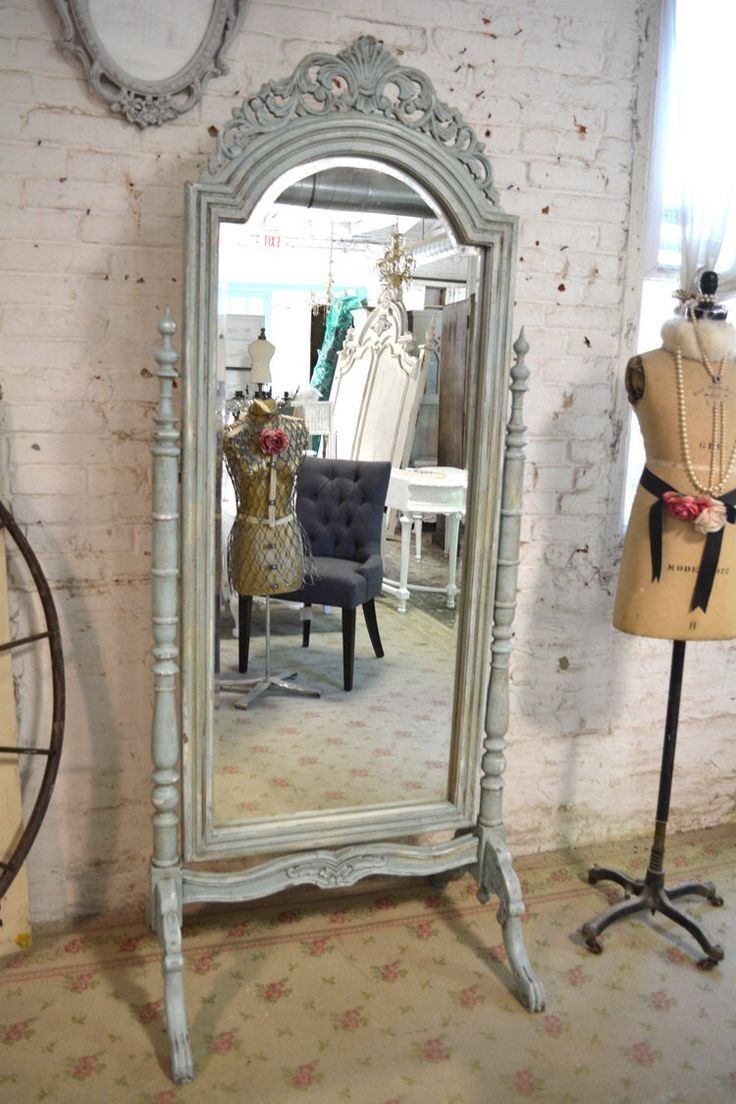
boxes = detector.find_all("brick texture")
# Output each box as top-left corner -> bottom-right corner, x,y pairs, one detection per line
1,0 -> 733,926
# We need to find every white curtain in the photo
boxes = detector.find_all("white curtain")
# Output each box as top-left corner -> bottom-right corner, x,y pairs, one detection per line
643,0 -> 675,277
656,0 -> 736,296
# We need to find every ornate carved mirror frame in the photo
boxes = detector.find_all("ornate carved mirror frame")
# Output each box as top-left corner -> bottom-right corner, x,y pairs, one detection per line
149,37 -> 544,1083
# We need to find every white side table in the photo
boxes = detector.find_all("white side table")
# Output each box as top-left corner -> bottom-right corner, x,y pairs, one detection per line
383,466 -> 467,613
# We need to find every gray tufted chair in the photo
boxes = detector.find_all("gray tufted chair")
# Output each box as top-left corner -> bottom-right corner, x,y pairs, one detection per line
239,457 -> 391,690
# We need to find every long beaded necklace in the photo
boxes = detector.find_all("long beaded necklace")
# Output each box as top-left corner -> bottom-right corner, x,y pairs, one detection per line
673,326 -> 736,495
690,309 -> 728,383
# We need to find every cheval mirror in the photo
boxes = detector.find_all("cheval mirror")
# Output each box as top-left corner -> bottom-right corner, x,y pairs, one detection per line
149,36 -> 544,1083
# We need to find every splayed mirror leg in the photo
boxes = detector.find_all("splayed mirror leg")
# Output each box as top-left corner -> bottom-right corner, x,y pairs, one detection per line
152,873 -> 194,1084
476,829 -> 546,1012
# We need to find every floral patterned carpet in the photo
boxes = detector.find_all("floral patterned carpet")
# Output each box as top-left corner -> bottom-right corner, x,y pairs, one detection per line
2,825 -> 735,1103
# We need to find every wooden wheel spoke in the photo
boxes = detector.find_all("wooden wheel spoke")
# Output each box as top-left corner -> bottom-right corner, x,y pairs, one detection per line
0,630 -> 50,654
0,745 -> 52,756
0,498 -> 65,907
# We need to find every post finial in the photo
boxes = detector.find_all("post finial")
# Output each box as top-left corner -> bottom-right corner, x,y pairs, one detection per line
158,306 -> 177,337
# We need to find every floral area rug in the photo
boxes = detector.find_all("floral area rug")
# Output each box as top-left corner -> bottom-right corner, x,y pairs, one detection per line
1,825 -> 734,1103
214,593 -> 457,821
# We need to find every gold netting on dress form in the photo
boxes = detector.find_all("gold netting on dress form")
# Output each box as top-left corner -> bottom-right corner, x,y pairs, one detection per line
223,408 -> 312,597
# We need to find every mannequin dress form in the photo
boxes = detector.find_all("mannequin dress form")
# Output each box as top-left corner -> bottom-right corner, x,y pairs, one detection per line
248,328 -> 275,393
583,272 -> 733,965
221,399 -> 319,708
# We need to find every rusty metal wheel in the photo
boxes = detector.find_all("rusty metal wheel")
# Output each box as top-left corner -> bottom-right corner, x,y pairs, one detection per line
0,499 -> 65,918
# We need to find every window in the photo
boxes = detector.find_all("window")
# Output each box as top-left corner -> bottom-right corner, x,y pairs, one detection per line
622,0 -> 736,522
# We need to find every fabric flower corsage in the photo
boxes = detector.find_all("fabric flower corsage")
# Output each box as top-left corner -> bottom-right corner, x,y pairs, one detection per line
662,491 -> 727,534
693,498 -> 728,534
258,427 -> 289,456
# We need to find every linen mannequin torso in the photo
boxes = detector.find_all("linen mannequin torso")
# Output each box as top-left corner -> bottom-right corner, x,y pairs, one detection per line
248,330 -> 275,385
223,400 -> 309,597
613,317 -> 736,640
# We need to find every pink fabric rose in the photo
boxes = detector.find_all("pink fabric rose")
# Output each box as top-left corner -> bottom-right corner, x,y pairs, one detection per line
258,426 -> 289,456
662,491 -> 709,521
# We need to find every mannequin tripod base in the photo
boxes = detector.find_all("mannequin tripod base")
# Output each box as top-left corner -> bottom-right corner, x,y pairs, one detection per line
219,671 -> 321,710
582,862 -> 724,967
582,641 -> 726,970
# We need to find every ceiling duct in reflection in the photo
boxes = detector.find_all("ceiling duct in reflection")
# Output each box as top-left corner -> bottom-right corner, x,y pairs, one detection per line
276,167 -> 436,219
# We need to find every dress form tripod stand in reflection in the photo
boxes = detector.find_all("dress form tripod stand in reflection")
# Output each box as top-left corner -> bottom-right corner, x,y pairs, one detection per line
581,641 -> 724,966
219,596 -> 320,710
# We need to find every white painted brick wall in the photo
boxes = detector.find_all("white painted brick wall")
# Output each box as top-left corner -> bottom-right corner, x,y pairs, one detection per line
0,0 -> 733,927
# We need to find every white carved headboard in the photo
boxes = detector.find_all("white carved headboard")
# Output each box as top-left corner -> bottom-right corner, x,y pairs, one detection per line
330,290 -> 434,468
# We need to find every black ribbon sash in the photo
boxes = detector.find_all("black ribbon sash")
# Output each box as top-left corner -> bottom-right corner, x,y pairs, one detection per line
640,467 -> 736,613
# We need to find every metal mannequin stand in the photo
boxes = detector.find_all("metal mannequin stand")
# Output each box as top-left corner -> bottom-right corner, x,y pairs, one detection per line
581,640 -> 724,967
219,596 -> 320,710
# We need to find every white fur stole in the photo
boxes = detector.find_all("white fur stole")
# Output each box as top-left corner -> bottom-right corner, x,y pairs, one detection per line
661,317 -> 736,361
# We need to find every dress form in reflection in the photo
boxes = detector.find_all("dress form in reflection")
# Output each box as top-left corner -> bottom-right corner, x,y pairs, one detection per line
221,399 -> 319,708
248,328 -> 275,392
223,399 -> 308,597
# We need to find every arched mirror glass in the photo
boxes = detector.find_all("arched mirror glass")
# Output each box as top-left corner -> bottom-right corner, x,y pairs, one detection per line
181,37 -> 518,861
212,162 -> 478,826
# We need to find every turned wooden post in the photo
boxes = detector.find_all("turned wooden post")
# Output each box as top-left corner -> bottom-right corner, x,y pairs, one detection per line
150,308 -> 182,873
479,328 -> 529,834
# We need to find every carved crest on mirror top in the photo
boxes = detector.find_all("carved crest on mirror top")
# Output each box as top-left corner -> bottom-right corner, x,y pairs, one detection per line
207,34 -> 498,206
149,36 -> 544,1084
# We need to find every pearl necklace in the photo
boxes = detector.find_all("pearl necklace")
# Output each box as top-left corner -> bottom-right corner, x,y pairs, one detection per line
689,309 -> 729,382
674,346 -> 736,496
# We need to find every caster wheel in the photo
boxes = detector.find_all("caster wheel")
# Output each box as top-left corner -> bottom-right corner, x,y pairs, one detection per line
581,924 -> 603,954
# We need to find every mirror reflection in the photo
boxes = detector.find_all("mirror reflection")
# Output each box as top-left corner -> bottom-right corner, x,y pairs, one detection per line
212,165 -> 478,826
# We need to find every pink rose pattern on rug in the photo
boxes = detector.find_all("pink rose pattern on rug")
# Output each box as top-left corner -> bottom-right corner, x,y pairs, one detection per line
0,827 -> 732,1102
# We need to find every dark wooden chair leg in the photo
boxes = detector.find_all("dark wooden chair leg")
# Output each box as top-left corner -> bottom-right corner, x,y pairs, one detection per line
238,594 -> 252,673
302,603 -> 312,647
362,598 -> 384,658
342,607 -> 356,691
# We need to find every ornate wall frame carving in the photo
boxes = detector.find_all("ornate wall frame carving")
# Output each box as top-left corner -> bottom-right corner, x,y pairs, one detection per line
51,0 -> 245,127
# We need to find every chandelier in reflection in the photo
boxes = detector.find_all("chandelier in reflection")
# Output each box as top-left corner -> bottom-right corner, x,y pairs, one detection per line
310,226 -> 335,316
376,231 -> 415,296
